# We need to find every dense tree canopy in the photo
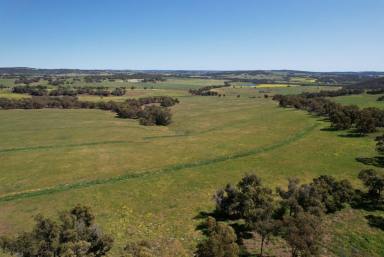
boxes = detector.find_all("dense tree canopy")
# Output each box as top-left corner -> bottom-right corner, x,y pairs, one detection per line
0,205 -> 113,257
195,217 -> 239,257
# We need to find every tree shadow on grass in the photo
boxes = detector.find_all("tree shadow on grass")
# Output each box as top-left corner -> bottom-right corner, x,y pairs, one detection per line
193,210 -> 231,221
355,156 -> 384,168
338,133 -> 365,138
319,127 -> 365,138
351,191 -> 384,212
320,127 -> 338,132
365,215 -> 384,231
193,211 -> 212,220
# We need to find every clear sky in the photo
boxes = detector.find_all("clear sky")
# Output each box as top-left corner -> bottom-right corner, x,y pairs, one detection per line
0,0 -> 383,71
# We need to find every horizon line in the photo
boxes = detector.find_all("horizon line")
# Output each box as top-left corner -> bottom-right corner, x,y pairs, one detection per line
1,67 -> 384,73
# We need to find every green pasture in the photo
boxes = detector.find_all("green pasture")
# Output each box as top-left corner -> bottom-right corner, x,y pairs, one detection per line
0,84 -> 383,256
333,93 -> 384,109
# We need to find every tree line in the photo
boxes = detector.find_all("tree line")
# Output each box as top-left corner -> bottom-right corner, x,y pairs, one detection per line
273,94 -> 384,134
348,77 -> 384,90
189,82 -> 231,96
300,88 -> 363,98
12,85 -> 49,96
14,77 -> 41,84
83,74 -> 166,83
367,89 -> 384,95
12,85 -> 127,97
0,96 -> 179,126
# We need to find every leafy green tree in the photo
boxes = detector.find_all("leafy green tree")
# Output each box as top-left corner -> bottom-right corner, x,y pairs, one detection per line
282,212 -> 323,257
356,111 -> 377,134
278,176 -> 353,216
249,215 -> 280,257
311,175 -> 354,213
358,169 -> 384,204
215,174 -> 277,256
195,217 -> 239,257
0,205 -> 113,257
277,178 -> 302,216
330,111 -> 352,130
214,184 -> 240,219
342,105 -> 360,123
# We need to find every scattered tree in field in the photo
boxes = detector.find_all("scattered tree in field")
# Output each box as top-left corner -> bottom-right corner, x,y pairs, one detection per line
0,205 -> 113,257
358,169 -> 384,204
282,212 -> 323,257
195,217 -> 239,257
356,110 -> 377,134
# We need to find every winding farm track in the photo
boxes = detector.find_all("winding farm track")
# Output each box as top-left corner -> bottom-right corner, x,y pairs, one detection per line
0,123 -> 319,203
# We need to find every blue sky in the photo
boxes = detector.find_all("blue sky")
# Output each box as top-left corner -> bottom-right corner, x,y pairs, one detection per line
0,0 -> 383,71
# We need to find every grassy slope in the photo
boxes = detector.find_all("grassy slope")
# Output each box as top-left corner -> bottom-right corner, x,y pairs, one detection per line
0,84 -> 383,256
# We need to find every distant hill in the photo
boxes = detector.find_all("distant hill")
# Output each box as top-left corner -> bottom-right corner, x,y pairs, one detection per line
0,67 -> 122,75
1,67 -> 384,77
348,77 -> 384,89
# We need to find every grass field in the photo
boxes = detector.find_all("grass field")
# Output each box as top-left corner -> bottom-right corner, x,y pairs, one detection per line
0,81 -> 383,256
255,83 -> 299,88
333,93 -> 384,109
